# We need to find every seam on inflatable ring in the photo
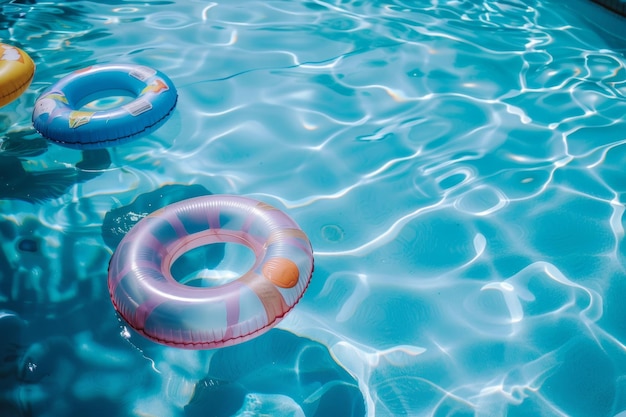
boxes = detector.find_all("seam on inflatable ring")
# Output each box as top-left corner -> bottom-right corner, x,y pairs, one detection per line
0,71 -> 35,100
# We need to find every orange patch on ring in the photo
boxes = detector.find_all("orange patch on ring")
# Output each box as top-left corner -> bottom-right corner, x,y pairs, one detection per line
262,258 -> 300,288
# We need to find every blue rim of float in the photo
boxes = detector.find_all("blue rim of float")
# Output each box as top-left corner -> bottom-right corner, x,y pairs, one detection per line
32,63 -> 178,150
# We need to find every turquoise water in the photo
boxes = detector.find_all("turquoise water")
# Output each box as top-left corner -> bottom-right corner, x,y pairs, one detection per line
2,0 -> 626,415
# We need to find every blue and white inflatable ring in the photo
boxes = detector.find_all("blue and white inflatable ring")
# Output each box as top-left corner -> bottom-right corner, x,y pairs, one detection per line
32,63 -> 177,150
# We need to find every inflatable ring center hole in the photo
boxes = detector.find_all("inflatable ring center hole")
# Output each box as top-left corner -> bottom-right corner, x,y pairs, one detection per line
77,88 -> 136,111
170,242 -> 256,288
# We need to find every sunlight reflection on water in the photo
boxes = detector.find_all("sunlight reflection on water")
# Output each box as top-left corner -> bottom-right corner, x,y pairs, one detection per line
1,0 -> 626,416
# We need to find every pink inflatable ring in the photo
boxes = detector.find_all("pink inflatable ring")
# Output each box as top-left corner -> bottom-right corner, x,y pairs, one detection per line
108,195 -> 314,349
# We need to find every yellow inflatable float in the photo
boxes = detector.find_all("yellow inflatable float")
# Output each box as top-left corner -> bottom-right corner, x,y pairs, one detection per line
0,43 -> 35,107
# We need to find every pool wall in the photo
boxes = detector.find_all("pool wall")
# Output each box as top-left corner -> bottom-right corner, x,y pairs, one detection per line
592,0 -> 626,16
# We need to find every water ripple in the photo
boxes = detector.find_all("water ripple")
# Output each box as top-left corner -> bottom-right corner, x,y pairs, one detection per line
3,0 -> 626,416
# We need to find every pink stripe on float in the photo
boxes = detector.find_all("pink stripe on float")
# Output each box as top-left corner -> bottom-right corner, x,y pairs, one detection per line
109,259 -> 162,290
240,204 -> 257,234
207,205 -> 220,229
165,210 -> 188,239
240,272 -> 288,323
222,282 -> 242,341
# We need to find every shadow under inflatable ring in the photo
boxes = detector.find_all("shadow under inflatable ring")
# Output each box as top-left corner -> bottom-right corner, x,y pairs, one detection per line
32,63 -> 177,150
107,195 -> 315,349
0,43 -> 35,107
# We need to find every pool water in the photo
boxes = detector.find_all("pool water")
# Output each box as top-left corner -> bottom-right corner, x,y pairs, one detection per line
2,0 -> 626,416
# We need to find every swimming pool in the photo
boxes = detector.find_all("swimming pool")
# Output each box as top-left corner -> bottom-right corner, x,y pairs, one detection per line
2,0 -> 626,415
